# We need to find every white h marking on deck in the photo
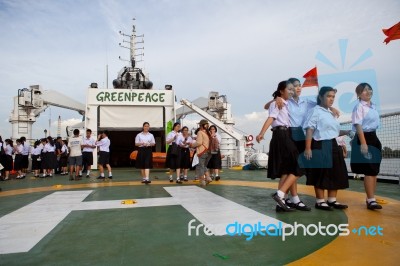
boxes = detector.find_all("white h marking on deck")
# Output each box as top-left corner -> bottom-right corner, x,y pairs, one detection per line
0,186 -> 284,254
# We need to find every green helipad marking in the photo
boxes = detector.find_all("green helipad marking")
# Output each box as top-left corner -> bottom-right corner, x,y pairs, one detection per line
0,184 -> 346,265
0,169 -> 398,265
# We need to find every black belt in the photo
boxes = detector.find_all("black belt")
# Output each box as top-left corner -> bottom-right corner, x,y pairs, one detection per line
271,126 -> 288,131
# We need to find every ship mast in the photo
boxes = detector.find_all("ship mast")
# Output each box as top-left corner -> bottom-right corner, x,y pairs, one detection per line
114,18 -> 151,89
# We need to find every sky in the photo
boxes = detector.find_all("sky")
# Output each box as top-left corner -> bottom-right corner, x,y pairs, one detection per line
0,0 -> 399,150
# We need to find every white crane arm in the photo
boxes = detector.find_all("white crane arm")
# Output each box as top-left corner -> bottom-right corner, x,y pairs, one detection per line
39,90 -> 85,115
180,98 -> 245,141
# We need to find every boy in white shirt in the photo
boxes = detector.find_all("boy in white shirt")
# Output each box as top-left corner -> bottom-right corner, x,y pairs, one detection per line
68,129 -> 83,180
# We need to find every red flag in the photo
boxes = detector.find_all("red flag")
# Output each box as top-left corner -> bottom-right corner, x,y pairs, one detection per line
383,21 -> 400,44
302,67 -> 318,88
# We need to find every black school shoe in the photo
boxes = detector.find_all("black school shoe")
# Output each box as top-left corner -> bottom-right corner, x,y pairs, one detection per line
286,200 -> 312,211
315,202 -> 333,211
366,201 -> 382,210
327,201 -> 348,209
271,193 -> 295,212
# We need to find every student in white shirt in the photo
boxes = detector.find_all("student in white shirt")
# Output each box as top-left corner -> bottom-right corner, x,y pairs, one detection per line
81,128 -> 96,178
68,129 -> 83,180
31,140 -> 43,178
96,130 -> 112,180
177,126 -> 193,182
165,122 -> 182,183
257,80 -> 302,212
1,139 -> 14,180
135,122 -> 156,184
303,86 -> 349,211
350,83 -> 383,210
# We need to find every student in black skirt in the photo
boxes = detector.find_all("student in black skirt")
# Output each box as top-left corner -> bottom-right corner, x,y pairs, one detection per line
135,122 -> 156,184
177,126 -> 193,182
207,125 -> 222,181
165,122 -> 182,183
256,80 -> 302,212
350,83 -> 383,210
20,137 -> 30,178
14,139 -> 24,179
60,140 -> 69,175
303,87 -> 349,211
1,139 -> 14,181
31,140 -> 43,178
0,136 -> 4,180
42,136 -> 57,177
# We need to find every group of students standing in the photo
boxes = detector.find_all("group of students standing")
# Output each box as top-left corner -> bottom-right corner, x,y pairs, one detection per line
0,128 -> 113,183
0,136 -> 58,180
257,79 -> 382,212
134,121 -> 222,185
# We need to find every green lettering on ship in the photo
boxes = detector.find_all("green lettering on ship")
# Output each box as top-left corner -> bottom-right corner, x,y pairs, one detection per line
96,91 -> 166,103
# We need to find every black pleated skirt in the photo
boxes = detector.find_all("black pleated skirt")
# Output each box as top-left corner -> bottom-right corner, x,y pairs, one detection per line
2,155 -> 13,171
267,128 -> 302,179
207,150 -> 222,169
350,132 -> 382,176
22,155 -> 29,169
136,147 -> 153,169
180,147 -> 191,169
31,155 -> 42,170
302,139 -> 349,190
14,154 -> 24,170
42,152 -> 57,169
289,127 -> 307,176
165,145 -> 181,169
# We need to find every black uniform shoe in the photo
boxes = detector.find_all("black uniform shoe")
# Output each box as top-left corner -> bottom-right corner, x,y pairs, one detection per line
315,202 -> 333,211
271,193 -> 295,211
97,176 -> 105,179
287,200 -> 311,211
327,201 -> 348,209
366,201 -> 382,210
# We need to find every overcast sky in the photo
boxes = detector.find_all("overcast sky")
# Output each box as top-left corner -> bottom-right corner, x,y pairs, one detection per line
0,0 -> 399,149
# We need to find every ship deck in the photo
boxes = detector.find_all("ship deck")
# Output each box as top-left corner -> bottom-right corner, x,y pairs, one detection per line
0,168 -> 399,265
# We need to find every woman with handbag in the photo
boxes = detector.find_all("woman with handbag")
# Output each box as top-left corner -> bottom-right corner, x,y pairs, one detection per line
190,119 -> 213,186
165,122 -> 182,183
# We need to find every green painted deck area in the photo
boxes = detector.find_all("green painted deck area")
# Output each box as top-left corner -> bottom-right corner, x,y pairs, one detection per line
0,169 -> 399,265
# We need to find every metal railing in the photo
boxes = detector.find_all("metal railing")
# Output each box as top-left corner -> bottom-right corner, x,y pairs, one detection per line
340,111 -> 400,182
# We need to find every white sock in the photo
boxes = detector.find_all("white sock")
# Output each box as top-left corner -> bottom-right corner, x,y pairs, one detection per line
328,197 -> 337,203
79,170 -> 82,175
290,195 -> 299,204
367,198 -> 376,204
101,173 -> 105,177
316,198 -> 326,204
109,172 -> 112,176
277,190 -> 285,199
87,170 -> 91,175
